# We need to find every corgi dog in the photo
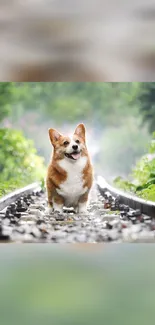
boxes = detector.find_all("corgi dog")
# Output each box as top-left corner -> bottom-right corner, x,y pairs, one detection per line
46,123 -> 93,214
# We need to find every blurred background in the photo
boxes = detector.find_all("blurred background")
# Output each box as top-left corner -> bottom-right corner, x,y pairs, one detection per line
0,0 -> 155,81
0,82 -> 155,197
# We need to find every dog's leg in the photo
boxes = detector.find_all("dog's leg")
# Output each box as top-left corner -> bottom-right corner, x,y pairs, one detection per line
77,191 -> 89,214
53,193 -> 64,214
46,179 -> 54,214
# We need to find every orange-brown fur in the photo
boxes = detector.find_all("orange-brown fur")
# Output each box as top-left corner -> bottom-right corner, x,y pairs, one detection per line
46,123 -> 93,213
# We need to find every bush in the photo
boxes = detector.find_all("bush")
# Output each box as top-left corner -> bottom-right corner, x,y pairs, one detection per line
0,128 -> 46,196
114,132 -> 155,201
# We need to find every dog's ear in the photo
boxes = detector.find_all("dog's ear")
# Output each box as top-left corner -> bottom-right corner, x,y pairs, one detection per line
49,128 -> 62,146
74,123 -> 86,140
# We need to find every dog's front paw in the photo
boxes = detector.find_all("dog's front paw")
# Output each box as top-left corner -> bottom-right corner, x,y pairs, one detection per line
45,206 -> 54,215
77,203 -> 88,214
53,202 -> 64,214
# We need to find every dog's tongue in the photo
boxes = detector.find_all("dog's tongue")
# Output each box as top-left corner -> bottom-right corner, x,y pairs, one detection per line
71,153 -> 80,160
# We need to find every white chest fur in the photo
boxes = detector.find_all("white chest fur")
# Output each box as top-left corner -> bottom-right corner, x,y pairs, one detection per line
57,156 -> 88,207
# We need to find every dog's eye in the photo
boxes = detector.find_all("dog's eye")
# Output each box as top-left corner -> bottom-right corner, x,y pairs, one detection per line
75,140 -> 80,144
63,141 -> 69,146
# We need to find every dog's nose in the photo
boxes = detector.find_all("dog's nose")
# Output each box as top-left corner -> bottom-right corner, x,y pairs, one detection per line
72,145 -> 78,150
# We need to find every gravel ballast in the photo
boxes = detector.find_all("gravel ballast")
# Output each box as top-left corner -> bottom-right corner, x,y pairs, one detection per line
0,185 -> 155,243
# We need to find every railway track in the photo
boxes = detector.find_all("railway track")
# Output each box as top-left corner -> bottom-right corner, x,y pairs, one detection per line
0,177 -> 155,243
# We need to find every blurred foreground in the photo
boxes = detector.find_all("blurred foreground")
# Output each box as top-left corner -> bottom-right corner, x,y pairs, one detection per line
0,0 -> 155,81
0,244 -> 155,325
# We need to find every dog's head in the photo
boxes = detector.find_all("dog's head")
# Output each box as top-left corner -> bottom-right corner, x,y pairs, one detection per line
49,123 -> 87,161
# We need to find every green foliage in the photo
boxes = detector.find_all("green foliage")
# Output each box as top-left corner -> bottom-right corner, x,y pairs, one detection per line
136,185 -> 155,201
0,180 -> 28,197
114,177 -> 136,193
0,81 -> 154,131
132,132 -> 155,185
114,132 -> 155,201
0,82 -> 14,122
9,82 -> 140,125
0,128 -> 46,197
47,96 -> 91,123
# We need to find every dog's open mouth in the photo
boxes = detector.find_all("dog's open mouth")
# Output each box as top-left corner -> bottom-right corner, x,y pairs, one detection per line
65,152 -> 81,160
